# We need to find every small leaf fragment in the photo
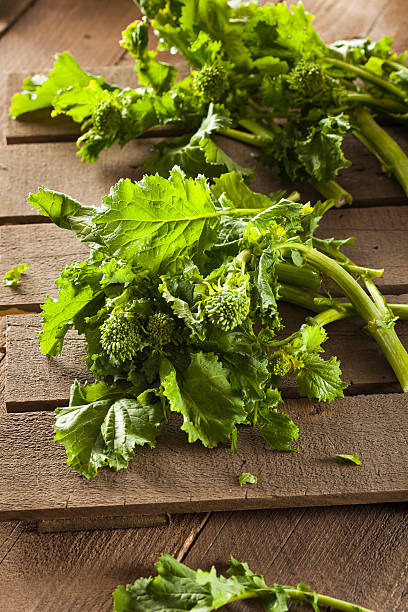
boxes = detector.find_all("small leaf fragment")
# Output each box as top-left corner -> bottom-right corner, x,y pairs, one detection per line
3,263 -> 28,287
336,452 -> 362,466
238,472 -> 258,487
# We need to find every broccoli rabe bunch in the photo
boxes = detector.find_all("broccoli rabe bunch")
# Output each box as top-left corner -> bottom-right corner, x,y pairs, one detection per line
10,2 -> 408,205
31,169 -> 408,479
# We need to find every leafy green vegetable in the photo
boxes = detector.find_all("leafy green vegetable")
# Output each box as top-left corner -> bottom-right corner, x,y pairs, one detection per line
336,452 -> 362,466
11,2 -> 408,204
3,263 -> 28,287
31,170 -> 408,477
239,472 -> 257,486
112,553 -> 375,611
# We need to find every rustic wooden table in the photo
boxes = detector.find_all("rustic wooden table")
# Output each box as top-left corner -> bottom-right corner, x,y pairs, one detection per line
0,1 -> 407,611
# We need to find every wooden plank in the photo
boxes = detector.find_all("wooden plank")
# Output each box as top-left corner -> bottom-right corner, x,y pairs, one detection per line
36,513 -> 168,533
0,512 -> 208,612
5,306 -> 408,412
1,132 -> 408,226
0,392 -> 407,521
0,140 -> 164,223
0,205 -> 407,312
184,502 -> 408,612
0,0 -> 35,38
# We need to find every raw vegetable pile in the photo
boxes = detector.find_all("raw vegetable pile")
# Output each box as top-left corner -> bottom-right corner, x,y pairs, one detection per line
112,553 -> 374,611
29,169 -> 408,478
10,1 -> 408,206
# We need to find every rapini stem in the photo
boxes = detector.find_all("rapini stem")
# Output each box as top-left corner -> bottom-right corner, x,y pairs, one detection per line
278,283 -> 408,321
310,179 -> 352,207
219,584 -> 374,611
324,56 -> 406,100
291,243 -> 408,391
351,107 -> 408,197
343,91 -> 407,114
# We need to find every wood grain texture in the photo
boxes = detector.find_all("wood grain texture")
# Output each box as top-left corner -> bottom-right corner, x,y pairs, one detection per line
0,0 -> 35,37
2,127 -> 408,224
6,306 -> 408,412
0,204 -> 407,313
303,0 -> 408,53
0,512 -> 208,612
36,513 -> 168,534
0,392 -> 407,521
184,503 -> 408,612
0,2 -> 407,612
0,140 -> 163,223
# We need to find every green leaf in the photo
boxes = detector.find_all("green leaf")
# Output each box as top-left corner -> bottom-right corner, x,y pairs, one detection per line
257,406 -> 299,452
160,353 -> 246,448
28,168 -> 219,274
54,380 -> 164,479
39,257 -> 104,357
40,284 -> 97,357
297,353 -> 347,403
92,168 -> 218,273
294,114 -> 351,182
10,52 -> 102,117
145,106 -> 253,179
3,263 -> 28,287
212,171 -> 272,210
27,187 -> 96,234
120,20 -> 177,93
336,451 -> 362,466
239,472 -> 258,486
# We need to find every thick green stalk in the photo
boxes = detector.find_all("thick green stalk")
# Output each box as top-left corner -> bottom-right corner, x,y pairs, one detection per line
343,91 -> 407,115
278,283 -> 408,321
276,262 -> 321,291
351,107 -> 408,197
310,179 -> 352,207
239,117 -> 281,140
284,588 -> 375,612
226,586 -> 374,611
291,244 -> 408,391
385,59 -> 408,74
219,126 -> 263,147
324,56 -> 406,100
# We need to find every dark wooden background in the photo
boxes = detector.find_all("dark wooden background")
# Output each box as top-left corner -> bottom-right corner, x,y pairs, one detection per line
0,1 -> 407,610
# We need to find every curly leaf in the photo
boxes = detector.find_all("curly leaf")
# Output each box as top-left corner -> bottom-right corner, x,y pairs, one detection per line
54,381 -> 164,479
160,353 -> 246,448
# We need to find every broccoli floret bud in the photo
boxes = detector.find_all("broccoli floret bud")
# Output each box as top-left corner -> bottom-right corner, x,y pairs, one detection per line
147,312 -> 175,347
287,60 -> 325,96
204,287 -> 250,331
270,352 -> 292,377
194,64 -> 228,103
100,311 -> 141,361
92,99 -> 122,138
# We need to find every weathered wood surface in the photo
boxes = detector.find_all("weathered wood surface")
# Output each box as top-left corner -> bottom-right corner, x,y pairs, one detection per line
2,130 -> 408,226
0,1 -> 408,611
37,513 -> 168,534
0,393 -> 407,521
185,503 -> 408,612
6,307 -> 408,412
0,204 -> 407,312
0,140 -> 163,223
0,512 -> 209,612
0,0 -> 35,37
